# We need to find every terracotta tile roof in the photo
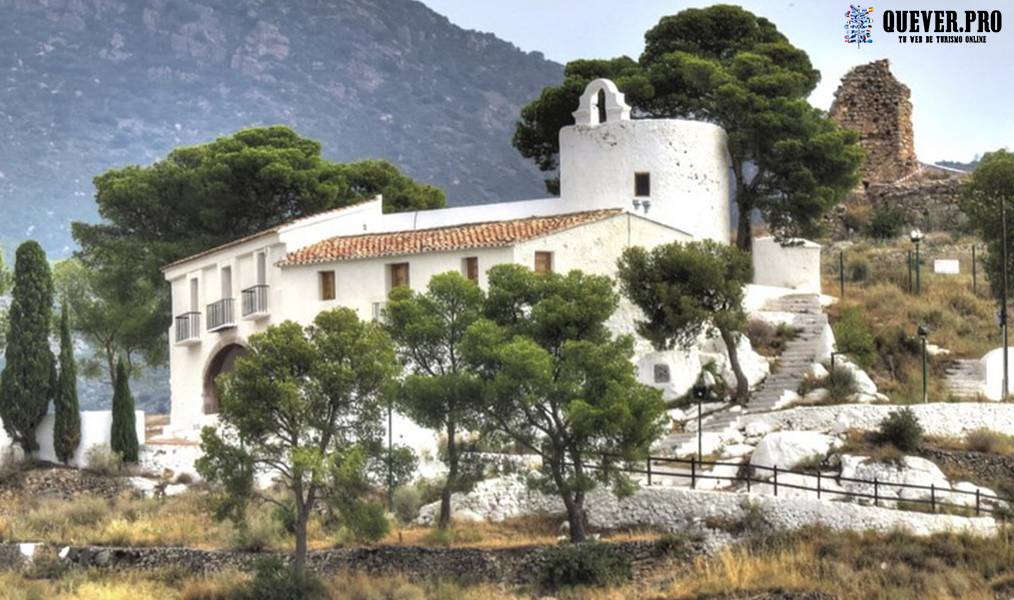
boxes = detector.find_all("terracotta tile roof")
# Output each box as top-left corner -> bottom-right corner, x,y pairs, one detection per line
280,208 -> 624,266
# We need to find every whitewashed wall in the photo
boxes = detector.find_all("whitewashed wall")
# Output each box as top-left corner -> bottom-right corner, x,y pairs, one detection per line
0,410 -> 146,468
752,237 -> 822,294
559,118 -> 731,244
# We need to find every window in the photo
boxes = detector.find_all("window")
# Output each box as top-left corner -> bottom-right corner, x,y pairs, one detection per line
463,257 -> 479,283
319,271 -> 336,301
389,262 -> 410,289
220,266 -> 232,299
534,251 -> 553,274
635,172 -> 651,197
189,278 -> 199,312
654,364 -> 671,384
596,88 -> 607,124
256,252 -> 267,285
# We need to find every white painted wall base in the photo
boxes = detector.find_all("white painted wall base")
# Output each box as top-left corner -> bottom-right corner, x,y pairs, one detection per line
0,410 -> 146,468
752,237 -> 822,294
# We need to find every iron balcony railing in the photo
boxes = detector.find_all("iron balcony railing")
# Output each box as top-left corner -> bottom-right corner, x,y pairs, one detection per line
206,298 -> 236,331
174,312 -> 201,344
241,285 -> 269,317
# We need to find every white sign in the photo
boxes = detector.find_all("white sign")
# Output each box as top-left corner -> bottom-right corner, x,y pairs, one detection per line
934,259 -> 960,275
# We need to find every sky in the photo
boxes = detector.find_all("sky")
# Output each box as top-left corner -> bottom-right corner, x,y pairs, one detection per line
420,0 -> 1013,164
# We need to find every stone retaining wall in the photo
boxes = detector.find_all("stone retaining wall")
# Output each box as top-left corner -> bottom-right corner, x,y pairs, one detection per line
0,540 -> 692,584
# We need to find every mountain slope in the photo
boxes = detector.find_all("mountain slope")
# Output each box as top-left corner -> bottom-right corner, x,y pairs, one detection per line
0,0 -> 562,256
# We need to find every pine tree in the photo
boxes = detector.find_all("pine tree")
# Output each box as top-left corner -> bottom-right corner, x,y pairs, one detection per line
0,241 -> 56,452
110,357 -> 138,463
54,305 -> 81,464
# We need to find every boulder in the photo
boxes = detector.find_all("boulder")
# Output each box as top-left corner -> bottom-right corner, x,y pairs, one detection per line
808,363 -> 830,379
745,421 -> 774,438
803,388 -> 830,404
771,389 -> 801,410
451,508 -> 485,523
840,455 -> 950,501
839,359 -> 877,395
721,443 -> 755,459
750,431 -> 839,470
950,481 -> 997,508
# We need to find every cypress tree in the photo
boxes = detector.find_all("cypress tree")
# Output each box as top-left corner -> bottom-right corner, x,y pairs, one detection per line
54,305 -> 81,464
0,241 -> 56,452
110,357 -> 138,463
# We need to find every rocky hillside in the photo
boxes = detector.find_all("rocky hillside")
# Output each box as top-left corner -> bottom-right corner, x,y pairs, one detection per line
0,0 -> 562,256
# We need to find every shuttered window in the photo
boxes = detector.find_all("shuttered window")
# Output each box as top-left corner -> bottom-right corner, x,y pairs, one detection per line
534,251 -> 553,274
390,263 -> 410,289
319,271 -> 336,301
635,172 -> 651,197
463,257 -> 479,283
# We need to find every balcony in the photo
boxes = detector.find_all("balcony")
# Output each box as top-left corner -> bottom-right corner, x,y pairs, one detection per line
174,312 -> 201,345
241,285 -> 270,319
206,298 -> 236,332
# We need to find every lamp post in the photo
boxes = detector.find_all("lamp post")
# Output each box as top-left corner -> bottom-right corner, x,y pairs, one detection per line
910,229 -> 925,294
918,324 -> 929,403
830,350 -> 844,371
1002,195 -> 1010,401
387,399 -> 394,510
692,371 -> 713,461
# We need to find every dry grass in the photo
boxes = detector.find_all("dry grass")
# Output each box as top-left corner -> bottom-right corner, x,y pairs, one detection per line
927,429 -> 1014,456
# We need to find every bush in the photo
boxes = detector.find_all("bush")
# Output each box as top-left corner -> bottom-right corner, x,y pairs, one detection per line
846,257 -> 872,283
421,525 -> 483,547
868,205 -> 907,240
964,428 -> 1014,455
233,557 -> 327,600
84,444 -> 122,475
536,542 -> 632,590
342,501 -> 390,543
392,485 -> 423,524
842,203 -> 872,233
232,510 -> 286,552
832,307 -> 877,369
825,365 -> 859,402
876,408 -> 924,452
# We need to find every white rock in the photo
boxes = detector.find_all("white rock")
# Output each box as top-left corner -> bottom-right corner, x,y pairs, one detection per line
128,477 -> 159,496
667,408 -> 686,424
745,421 -> 774,437
164,483 -> 188,497
950,481 -> 997,508
451,508 -> 485,523
721,443 -> 755,459
848,392 -> 880,404
750,431 -> 839,470
808,363 -> 830,379
840,455 -> 950,501
926,344 -> 951,357
803,388 -> 830,404
839,359 -> 877,395
771,389 -> 801,410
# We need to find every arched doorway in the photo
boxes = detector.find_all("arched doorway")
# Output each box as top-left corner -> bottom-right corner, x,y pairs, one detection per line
202,342 -> 248,414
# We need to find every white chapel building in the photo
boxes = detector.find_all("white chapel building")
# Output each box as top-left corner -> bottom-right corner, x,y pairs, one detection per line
162,79 -> 744,436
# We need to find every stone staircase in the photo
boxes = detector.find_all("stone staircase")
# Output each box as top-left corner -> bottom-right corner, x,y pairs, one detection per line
659,294 -> 827,457
944,359 -> 984,400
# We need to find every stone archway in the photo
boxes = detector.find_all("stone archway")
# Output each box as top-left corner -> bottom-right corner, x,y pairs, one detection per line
202,340 -> 249,415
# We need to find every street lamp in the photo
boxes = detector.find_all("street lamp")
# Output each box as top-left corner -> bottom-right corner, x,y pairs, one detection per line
692,371 -> 713,461
1001,195 -> 1010,401
910,228 -> 925,294
918,324 -> 929,403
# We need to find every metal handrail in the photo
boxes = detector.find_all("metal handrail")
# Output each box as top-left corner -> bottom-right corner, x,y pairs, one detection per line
174,311 -> 201,343
206,298 -> 235,331
241,285 -> 269,317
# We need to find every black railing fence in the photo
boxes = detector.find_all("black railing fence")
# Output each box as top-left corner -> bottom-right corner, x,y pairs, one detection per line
206,298 -> 235,331
241,285 -> 269,316
174,311 -> 201,343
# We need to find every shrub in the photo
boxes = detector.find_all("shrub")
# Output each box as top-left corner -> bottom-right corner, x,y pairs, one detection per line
653,532 -> 703,558
842,203 -> 872,233
832,307 -> 877,369
876,408 -> 924,452
868,205 -> 907,240
232,510 -> 286,552
846,257 -> 872,283
964,428 -> 1014,455
825,366 -> 859,402
342,501 -> 390,543
233,557 -> 327,600
421,525 -> 484,547
392,485 -> 423,524
536,542 -> 632,590
84,444 -> 123,475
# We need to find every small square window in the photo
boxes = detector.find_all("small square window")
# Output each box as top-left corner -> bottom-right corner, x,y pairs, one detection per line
653,364 -> 671,384
463,257 -> 479,283
635,172 -> 651,197
534,251 -> 553,274
319,271 -> 336,301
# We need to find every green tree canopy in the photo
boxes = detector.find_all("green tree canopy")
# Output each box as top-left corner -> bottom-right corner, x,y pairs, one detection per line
54,258 -> 162,381
0,241 -> 56,452
384,272 -> 486,530
961,150 -> 1014,302
54,305 -> 81,465
462,265 -> 666,543
197,308 -> 400,574
512,5 -> 863,249
72,126 -> 445,368
617,240 -> 753,402
110,357 -> 139,463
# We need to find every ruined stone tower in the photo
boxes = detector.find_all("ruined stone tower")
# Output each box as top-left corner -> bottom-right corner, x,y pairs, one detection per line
829,60 -> 920,184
